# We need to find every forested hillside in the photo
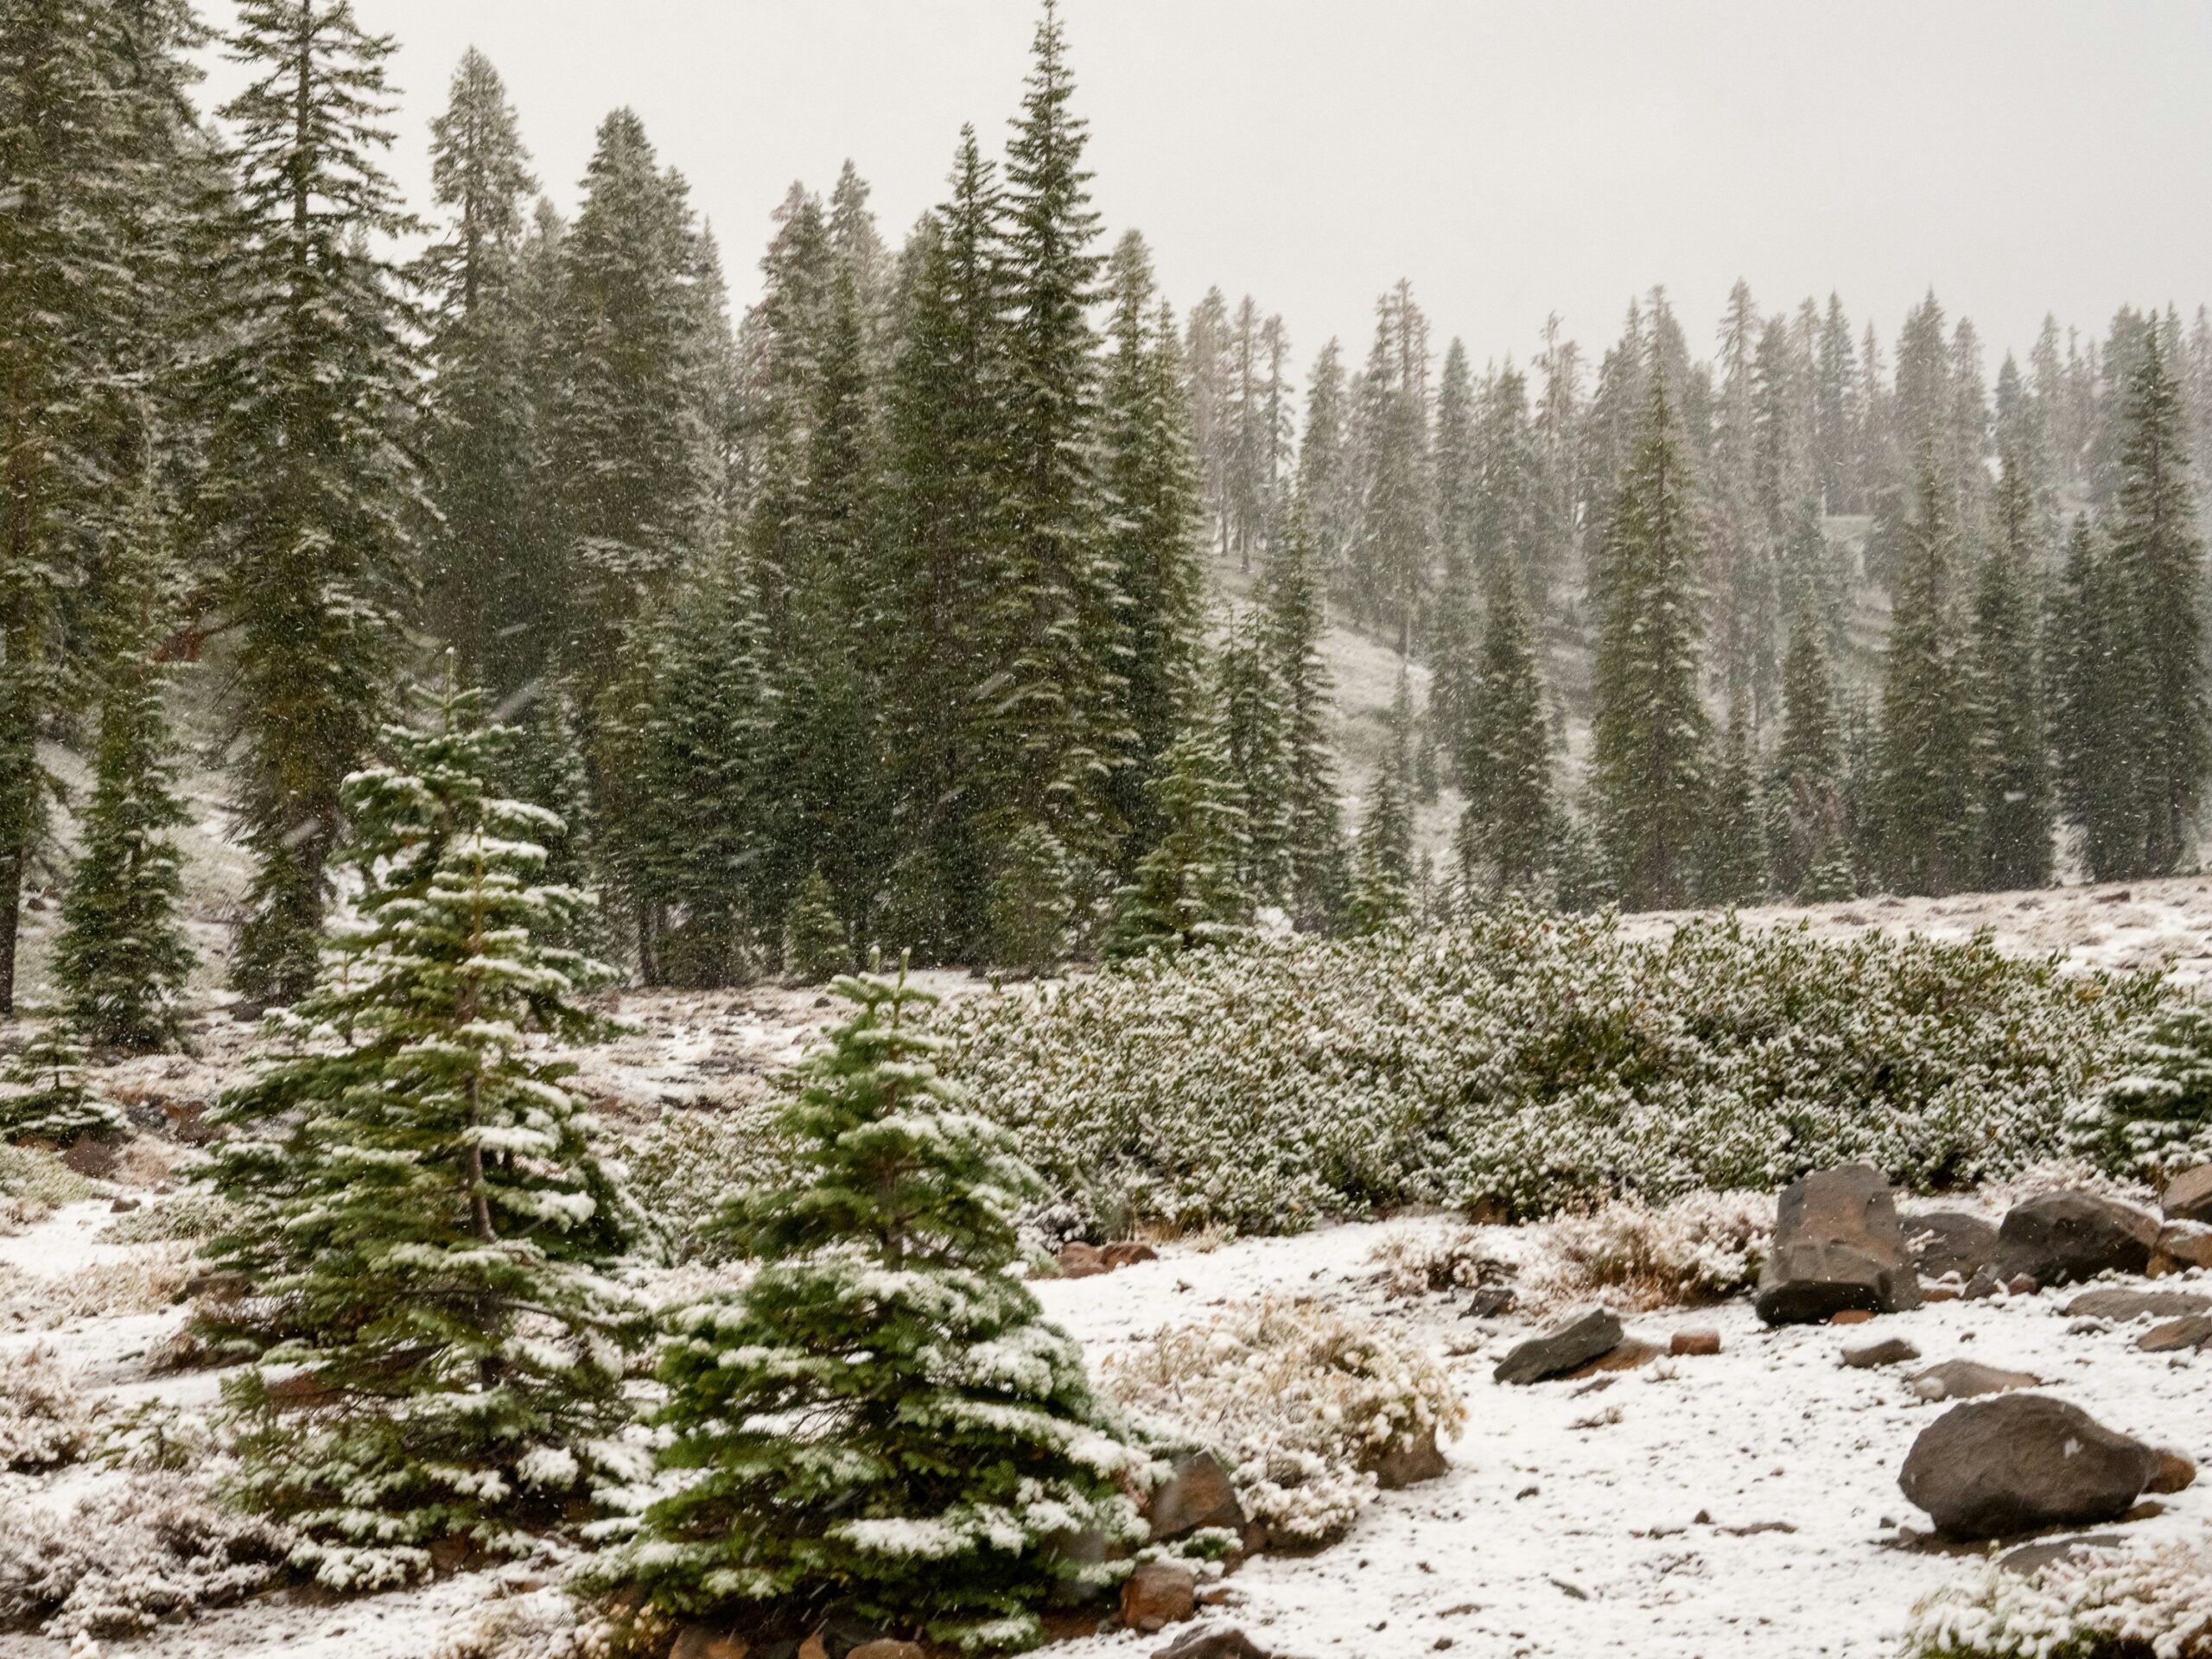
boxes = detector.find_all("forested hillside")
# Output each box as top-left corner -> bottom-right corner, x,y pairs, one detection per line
8,0 -> 2212,1026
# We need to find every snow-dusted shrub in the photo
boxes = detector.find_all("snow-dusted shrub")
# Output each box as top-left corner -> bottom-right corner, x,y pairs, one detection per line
0,1142 -> 98,1222
623,1098 -> 785,1263
1529,1191 -> 1773,1311
1102,1297 -> 1467,1547
944,906 -> 2157,1233
1370,1224 -> 1511,1300
1900,1536 -> 2212,1657
2069,997 -> 2212,1180
0,1347 -> 95,1471
0,1243 -> 193,1330
98,1190 -> 238,1244
0,1472 -> 291,1637
429,1584 -> 639,1659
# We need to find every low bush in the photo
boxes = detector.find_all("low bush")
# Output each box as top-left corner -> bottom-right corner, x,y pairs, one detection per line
0,1144 -> 98,1230
98,1190 -> 238,1245
622,1099 -> 783,1263
0,1348 -> 95,1471
1369,1224 -> 1512,1300
1530,1190 -> 1772,1311
1101,1298 -> 1466,1548
0,1471 -> 291,1638
0,1243 -> 194,1331
1900,1537 -> 2212,1657
2068,997 -> 2212,1182
944,906 -> 2158,1234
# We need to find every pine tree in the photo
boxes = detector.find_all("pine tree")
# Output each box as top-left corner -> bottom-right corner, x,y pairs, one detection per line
417,48 -> 544,699
52,466 -> 194,1052
1346,678 -> 1415,934
1217,611 -> 1292,906
1971,451 -> 2054,890
1457,562 -> 1554,893
1876,456 -> 1979,896
1298,340 -> 1357,601
1100,235 -> 1205,864
2053,515 -> 2145,880
1701,691 -> 1766,905
201,0 -> 427,1003
1427,341 -> 1480,782
499,682 -> 600,936
2109,331 -> 2207,875
1768,594 -> 1850,898
985,823 -> 1074,977
2069,1000 -> 2212,1180
1591,358 -> 1709,910
1261,499 -> 1348,931
783,867 -> 850,983
594,966 -> 1148,1650
1351,283 -> 1432,652
1,1021 -> 123,1147
1109,695 -> 1249,958
203,681 -> 640,1584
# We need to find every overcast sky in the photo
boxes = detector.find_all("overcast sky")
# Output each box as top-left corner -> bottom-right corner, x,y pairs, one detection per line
196,1 -> 2212,379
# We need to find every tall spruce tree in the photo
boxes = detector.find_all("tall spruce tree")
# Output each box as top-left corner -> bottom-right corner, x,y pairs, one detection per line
204,683 -> 640,1582
1108,692 -> 1250,957
2053,514 -> 2145,880
1217,608 -> 1293,906
1456,561 -> 1554,893
417,48 -> 543,697
1971,450 -> 2053,889
200,0 -> 426,1002
1591,359 -> 1709,909
1701,690 -> 1767,904
1768,594 -> 1849,898
1261,499 -> 1348,931
1876,456 -> 1979,895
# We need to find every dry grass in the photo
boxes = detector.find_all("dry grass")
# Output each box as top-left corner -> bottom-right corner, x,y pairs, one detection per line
1527,1190 -> 1774,1313
0,1242 -> 195,1331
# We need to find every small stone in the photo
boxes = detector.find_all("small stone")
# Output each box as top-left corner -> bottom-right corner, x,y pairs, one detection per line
1842,1336 -> 1920,1370
2147,1448 -> 2197,1495
2063,1287 -> 2210,1321
2137,1314 -> 2212,1353
1150,1626 -> 1272,1659
2155,1223 -> 2212,1272
1147,1451 -> 1246,1540
1963,1267 -> 2002,1300
1904,1211 -> 1999,1281
2005,1274 -> 2039,1296
1373,1424 -> 1450,1489
1921,1284 -> 1962,1303
669,1628 -> 749,1659
1058,1242 -> 1109,1279
848,1646 -> 924,1659
1669,1328 -> 1721,1357
1908,1359 -> 2043,1402
1463,1285 -> 1517,1319
1565,1337 -> 1663,1378
1122,1561 -> 1198,1633
2163,1164 -> 2212,1224
1829,1308 -> 1875,1325
108,1197 -> 141,1214
1492,1308 -> 1624,1386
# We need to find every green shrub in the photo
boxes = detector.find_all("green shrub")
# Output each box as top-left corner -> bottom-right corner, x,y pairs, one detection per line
942,904 -> 2161,1235
2068,997 -> 2212,1179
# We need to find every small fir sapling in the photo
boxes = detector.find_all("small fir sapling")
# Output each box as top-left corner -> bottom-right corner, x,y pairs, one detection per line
199,677 -> 643,1589
592,961 -> 1156,1653
0,1023 -> 124,1147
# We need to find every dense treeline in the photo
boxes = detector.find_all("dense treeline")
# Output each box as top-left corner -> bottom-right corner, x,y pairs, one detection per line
6,0 -> 2212,1033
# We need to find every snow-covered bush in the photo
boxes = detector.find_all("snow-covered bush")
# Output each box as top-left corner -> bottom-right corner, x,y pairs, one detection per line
0,1243 -> 193,1330
623,1099 -> 785,1264
0,1142 -> 98,1227
0,1472 -> 291,1638
98,1190 -> 238,1245
2069,996 -> 2212,1180
1530,1191 -> 1772,1311
944,905 -> 2157,1233
0,1347 -> 96,1471
1370,1224 -> 1511,1300
1102,1297 -> 1466,1548
1900,1536 -> 2212,1657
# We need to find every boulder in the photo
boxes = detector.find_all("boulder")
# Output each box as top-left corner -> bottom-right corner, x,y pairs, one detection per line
670,1630 -> 749,1659
2063,1287 -> 2211,1321
1147,1451 -> 1245,1540
1842,1336 -> 1920,1370
1670,1328 -> 1721,1357
2152,1223 -> 2212,1273
1152,1630 -> 1272,1659
1904,1211 -> 1999,1281
1492,1308 -> 1623,1385
1058,1243 -> 1110,1279
1372,1424 -> 1449,1489
2138,1314 -> 2212,1353
1999,1535 -> 2125,1578
1993,1192 -> 2160,1287
1963,1267 -> 2003,1300
1121,1561 -> 1197,1633
1898,1394 -> 2162,1538
2163,1164 -> 2212,1224
1755,1165 -> 1923,1325
1907,1359 -> 2043,1402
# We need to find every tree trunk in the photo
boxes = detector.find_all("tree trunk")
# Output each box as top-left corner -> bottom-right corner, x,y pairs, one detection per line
0,844 -> 19,1015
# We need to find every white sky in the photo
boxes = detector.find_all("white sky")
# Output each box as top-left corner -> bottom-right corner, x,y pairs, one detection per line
195,0 -> 2212,378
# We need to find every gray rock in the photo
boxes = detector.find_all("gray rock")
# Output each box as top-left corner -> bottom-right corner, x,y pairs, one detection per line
1151,1630 -> 1272,1659
1755,1165 -> 1923,1325
1492,1307 -> 1624,1385
1904,1211 -> 1999,1281
1998,1535 -> 2126,1578
1898,1394 -> 2162,1538
1372,1424 -> 1450,1488
1841,1336 -> 1921,1370
2164,1164 -> 2212,1225
2138,1314 -> 2212,1353
1993,1192 -> 2160,1287
2063,1287 -> 2211,1321
1907,1358 -> 2043,1402
1963,1267 -> 2003,1300
1147,1451 -> 1245,1540
2156,1222 -> 2212,1272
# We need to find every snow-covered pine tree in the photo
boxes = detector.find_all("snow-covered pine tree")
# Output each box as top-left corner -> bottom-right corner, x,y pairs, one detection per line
986,823 -> 1075,977
52,461 -> 194,1052
2069,997 -> 2212,1181
202,680 -> 641,1584
1876,454 -> 1979,896
1591,355 -> 1710,910
1108,693 -> 1249,957
1217,609 -> 1292,906
203,0 -> 427,1004
498,681 -> 600,949
2051,514 -> 2141,880
1101,234 -> 1206,866
1457,560 -> 1555,893
1351,283 -> 1433,652
417,48 -> 546,701
597,964 -> 1151,1652
1970,448 -> 2053,890
1297,340 -> 1357,604
1427,340 -> 1480,780
1,1021 -> 124,1147
784,867 -> 851,983
1700,690 -> 1767,905
1767,594 -> 1850,899
1261,499 -> 1349,931
1345,683 -> 1414,935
